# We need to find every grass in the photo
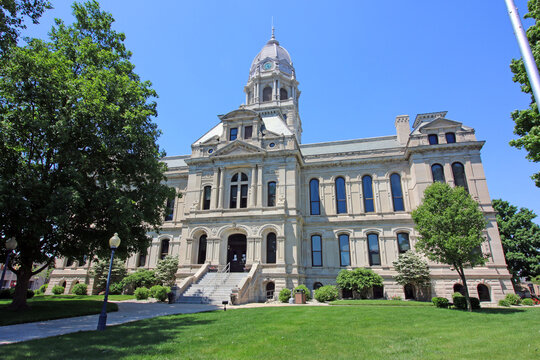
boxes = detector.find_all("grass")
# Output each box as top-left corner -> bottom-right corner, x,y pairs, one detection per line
329,299 -> 433,306
0,295 -> 120,326
1,306 -> 539,359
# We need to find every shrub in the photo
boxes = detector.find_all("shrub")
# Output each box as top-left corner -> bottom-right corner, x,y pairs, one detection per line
337,268 -> 383,299
432,297 -> 449,308
36,284 -> 48,294
71,283 -> 87,295
452,293 -> 480,310
314,285 -> 339,302
279,288 -> 291,303
90,257 -> 127,294
121,269 -> 157,294
26,289 -> 35,299
522,298 -> 534,306
109,282 -> 123,295
155,255 -> 179,287
135,287 -> 150,300
452,292 -> 464,301
52,285 -> 65,295
150,285 -> 169,302
293,284 -> 312,301
499,299 -> 511,307
505,293 -> 521,305
0,289 -> 12,299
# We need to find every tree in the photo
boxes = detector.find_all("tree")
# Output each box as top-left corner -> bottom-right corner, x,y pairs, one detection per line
492,199 -> 540,282
392,251 -> 431,300
412,182 -> 488,311
90,257 -> 127,294
154,255 -> 178,287
0,1 -> 175,310
0,0 -> 51,54
509,0 -> 540,187
336,268 -> 383,299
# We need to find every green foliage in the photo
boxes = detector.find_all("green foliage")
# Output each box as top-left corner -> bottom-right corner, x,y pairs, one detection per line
293,285 -> 312,301
154,255 -> 179,287
279,288 -> 291,303
452,292 -> 464,301
121,269 -> 157,294
109,282 -> 123,295
391,295 -> 402,300
36,284 -> 47,294
0,0 -> 175,309
532,275 -> 540,285
522,298 -> 534,306
336,268 -> 383,298
71,283 -> 87,295
90,258 -> 127,294
392,251 -> 431,288
498,299 -> 511,307
134,287 -> 149,300
314,285 -> 339,302
432,297 -> 449,308
52,285 -> 65,295
505,293 -> 522,305
150,285 -> 169,302
452,293 -> 480,310
492,199 -> 540,281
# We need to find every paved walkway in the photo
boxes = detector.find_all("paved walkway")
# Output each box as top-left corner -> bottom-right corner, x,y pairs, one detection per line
0,301 -> 219,345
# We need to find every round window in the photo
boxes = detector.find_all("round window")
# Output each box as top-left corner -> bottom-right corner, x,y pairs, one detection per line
269,143 -> 275,148
208,148 -> 213,154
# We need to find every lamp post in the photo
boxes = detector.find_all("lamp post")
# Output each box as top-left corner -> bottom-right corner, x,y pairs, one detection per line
0,238 -> 17,291
97,233 -> 121,331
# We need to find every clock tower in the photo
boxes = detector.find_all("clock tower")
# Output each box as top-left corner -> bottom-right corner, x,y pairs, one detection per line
243,28 -> 302,143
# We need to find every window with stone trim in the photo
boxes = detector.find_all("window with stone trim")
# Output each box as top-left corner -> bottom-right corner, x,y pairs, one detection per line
367,233 -> 381,266
137,251 -> 147,267
339,234 -> 350,267
229,127 -> 238,141
397,233 -> 410,254
280,88 -> 288,100
230,172 -> 249,208
266,232 -> 277,264
335,177 -> 347,214
164,197 -> 174,221
362,175 -> 375,213
431,164 -> 445,183
160,239 -> 170,260
263,86 -> 272,102
445,132 -> 456,143
267,181 -> 276,207
311,235 -> 322,267
203,186 -> 211,210
390,173 -> 404,211
428,134 -> 438,145
244,125 -> 253,139
309,179 -> 320,215
451,162 -> 469,192
197,235 -> 207,264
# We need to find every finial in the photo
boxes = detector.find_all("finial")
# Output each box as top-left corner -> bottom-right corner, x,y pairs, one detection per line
271,17 -> 275,40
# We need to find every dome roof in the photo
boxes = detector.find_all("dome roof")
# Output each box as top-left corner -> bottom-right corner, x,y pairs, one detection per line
249,30 -> 293,77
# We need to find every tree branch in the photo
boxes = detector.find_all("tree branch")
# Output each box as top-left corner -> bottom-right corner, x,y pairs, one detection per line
31,258 -> 54,275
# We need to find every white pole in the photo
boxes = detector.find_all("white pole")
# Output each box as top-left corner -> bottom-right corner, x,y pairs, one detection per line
505,0 -> 540,106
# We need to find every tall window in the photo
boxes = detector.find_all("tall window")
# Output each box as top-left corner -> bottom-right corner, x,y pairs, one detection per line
280,88 -> 288,100
267,181 -> 276,207
335,177 -> 347,214
339,234 -> 350,267
445,132 -> 456,143
362,175 -> 375,212
164,198 -> 174,221
451,162 -> 469,192
229,127 -> 238,141
138,251 -> 147,267
263,86 -> 272,101
390,173 -> 404,211
311,235 -> 322,267
160,239 -> 170,260
431,164 -> 445,183
309,179 -> 320,215
266,232 -> 276,264
197,235 -> 207,264
397,233 -> 410,253
230,172 -> 248,208
203,186 -> 211,210
244,125 -> 253,139
428,134 -> 438,145
367,233 -> 380,266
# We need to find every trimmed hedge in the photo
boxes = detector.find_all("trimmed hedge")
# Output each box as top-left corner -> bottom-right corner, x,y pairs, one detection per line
293,285 -> 312,301
150,285 -> 170,302
521,298 -> 534,306
314,285 -> 339,302
0,288 -> 34,299
71,283 -> 87,295
504,293 -> 521,305
498,299 -> 511,307
36,284 -> 48,294
109,282 -> 123,295
432,297 -> 449,308
135,287 -> 150,300
279,288 -> 291,303
452,293 -> 480,310
52,285 -> 65,295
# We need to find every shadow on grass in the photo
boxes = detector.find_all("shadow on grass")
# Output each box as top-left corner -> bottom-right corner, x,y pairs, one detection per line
3,313 -> 216,360
477,308 -> 526,314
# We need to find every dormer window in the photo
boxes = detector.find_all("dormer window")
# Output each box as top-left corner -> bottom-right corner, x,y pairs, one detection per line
230,128 -> 238,141
445,132 -> 456,143
244,126 -> 252,139
428,134 -> 438,145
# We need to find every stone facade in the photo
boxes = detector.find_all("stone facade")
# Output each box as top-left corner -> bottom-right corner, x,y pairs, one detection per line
48,32 -> 513,302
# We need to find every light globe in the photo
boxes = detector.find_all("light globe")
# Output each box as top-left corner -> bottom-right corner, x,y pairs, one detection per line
109,233 -> 121,249
6,237 -> 17,250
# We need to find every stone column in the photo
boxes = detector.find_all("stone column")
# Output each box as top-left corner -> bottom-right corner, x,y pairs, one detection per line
217,168 -> 224,209
212,169 -> 219,210
277,235 -> 285,264
246,236 -> 256,265
350,236 -> 358,267
250,166 -> 256,207
254,237 -> 262,263
185,238 -> 194,264
257,165 -> 263,206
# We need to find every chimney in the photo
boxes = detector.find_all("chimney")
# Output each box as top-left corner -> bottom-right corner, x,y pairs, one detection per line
395,115 -> 410,145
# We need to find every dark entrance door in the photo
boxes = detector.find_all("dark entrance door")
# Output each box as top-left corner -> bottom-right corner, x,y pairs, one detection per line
227,234 -> 247,272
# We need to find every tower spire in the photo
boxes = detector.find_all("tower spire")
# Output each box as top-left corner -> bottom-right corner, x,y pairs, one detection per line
271,17 -> 275,40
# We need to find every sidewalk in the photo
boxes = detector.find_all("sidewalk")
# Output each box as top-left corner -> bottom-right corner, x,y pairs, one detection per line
0,301 -> 219,345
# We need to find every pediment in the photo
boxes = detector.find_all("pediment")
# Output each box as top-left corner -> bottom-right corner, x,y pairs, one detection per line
419,117 -> 462,131
210,140 -> 265,157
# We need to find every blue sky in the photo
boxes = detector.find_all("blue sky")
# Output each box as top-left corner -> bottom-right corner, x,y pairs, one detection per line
25,0 -> 539,219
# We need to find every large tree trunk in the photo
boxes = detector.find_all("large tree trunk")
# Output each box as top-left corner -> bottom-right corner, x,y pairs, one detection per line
456,266 -> 473,312
8,260 -> 33,311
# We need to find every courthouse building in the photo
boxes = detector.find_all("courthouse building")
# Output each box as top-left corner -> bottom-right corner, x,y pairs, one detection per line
48,32 -> 514,303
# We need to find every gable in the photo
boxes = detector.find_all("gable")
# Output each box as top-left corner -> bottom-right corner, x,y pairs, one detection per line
210,140 -> 265,157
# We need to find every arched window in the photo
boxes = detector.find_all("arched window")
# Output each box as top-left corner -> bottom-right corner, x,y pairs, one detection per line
266,232 -> 277,264
445,132 -> 456,143
453,283 -> 465,296
404,284 -> 415,299
451,162 -> 468,192
428,134 -> 438,145
263,86 -> 272,102
65,258 -> 74,267
160,239 -> 170,260
230,172 -> 248,208
61,281 -> 67,289
367,233 -> 380,266
78,255 -> 87,267
267,181 -> 276,207
311,235 -> 322,267
138,250 -> 147,267
477,284 -> 491,302
280,88 -> 288,100
203,186 -> 211,210
335,177 -> 347,214
309,179 -> 320,215
390,173 -> 404,211
164,197 -> 175,221
197,235 -> 207,264
362,175 -> 375,212
339,234 -> 350,267
431,164 -> 445,183
266,282 -> 275,299
397,233 -> 410,254
313,282 -> 323,290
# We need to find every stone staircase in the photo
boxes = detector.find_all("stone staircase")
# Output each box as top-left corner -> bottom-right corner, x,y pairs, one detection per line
176,272 -> 248,304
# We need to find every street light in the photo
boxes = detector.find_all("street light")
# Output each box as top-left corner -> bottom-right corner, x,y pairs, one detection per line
0,238 -> 17,291
97,233 -> 121,331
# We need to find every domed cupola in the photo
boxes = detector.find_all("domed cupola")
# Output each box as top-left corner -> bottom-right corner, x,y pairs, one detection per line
249,29 -> 294,80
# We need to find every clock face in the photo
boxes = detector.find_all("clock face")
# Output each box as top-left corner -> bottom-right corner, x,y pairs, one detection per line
263,62 -> 273,71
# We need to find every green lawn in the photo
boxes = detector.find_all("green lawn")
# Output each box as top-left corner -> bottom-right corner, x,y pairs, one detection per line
329,299 -> 433,306
2,306 -> 539,359
0,295 -> 121,326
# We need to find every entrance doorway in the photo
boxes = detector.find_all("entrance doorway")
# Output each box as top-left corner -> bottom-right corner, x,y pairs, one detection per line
227,234 -> 247,272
